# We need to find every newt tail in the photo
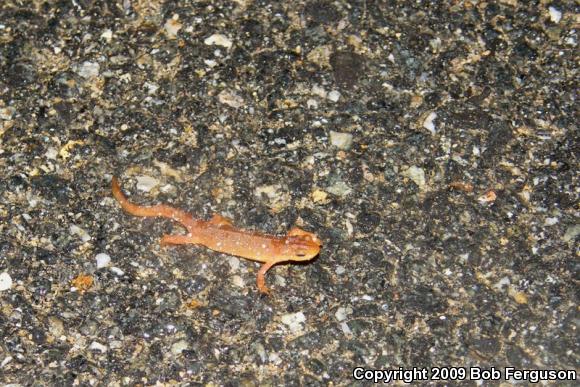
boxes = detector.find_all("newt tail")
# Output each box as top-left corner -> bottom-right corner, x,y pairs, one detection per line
112,177 -> 201,229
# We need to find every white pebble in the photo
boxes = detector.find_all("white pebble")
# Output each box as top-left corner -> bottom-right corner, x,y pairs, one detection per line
144,82 -> 159,95
268,352 -> 282,365
335,307 -> 352,322
329,131 -> 353,149
493,276 -> 510,290
253,342 -> 267,363
402,165 -> 426,190
306,98 -> 318,109
164,17 -> 182,39
326,181 -> 352,197
327,90 -> 341,102
227,256 -> 240,271
563,224 -> 580,242
0,272 -> 12,291
280,312 -> 306,333
423,111 -> 437,134
95,253 -> 111,269
136,175 -> 159,192
0,355 -> 12,368
204,59 -> 217,68
231,275 -> 245,288
204,33 -> 233,49
89,341 -> 108,353
76,61 -> 100,78
548,7 -> 562,23
171,340 -> 189,355
110,267 -> 124,276
340,322 -> 352,336
218,90 -> 244,108
45,147 -> 58,160
311,84 -> 327,98
100,29 -> 113,42
0,106 -> 16,120
69,224 -> 91,242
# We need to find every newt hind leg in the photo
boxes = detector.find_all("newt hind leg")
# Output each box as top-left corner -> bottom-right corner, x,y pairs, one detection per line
209,214 -> 235,229
160,234 -> 200,247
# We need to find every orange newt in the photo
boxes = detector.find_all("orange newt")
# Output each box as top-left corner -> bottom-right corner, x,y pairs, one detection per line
111,177 -> 321,294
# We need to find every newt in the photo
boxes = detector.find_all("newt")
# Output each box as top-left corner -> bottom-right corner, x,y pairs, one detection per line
111,177 -> 322,294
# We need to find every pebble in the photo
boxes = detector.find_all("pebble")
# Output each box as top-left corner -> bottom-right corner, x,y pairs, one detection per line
69,224 -> 91,242
144,82 -> 159,95
326,181 -> 352,197
95,253 -> 111,269
548,7 -> 562,23
0,272 -> 12,291
231,275 -> 245,288
164,17 -> 182,39
252,342 -> 267,363
335,307 -> 352,322
311,84 -> 327,98
423,111 -> 437,134
280,312 -> 306,333
493,276 -> 510,290
76,61 -> 100,78
0,106 -> 16,120
48,316 -> 65,337
327,90 -> 341,102
45,147 -> 58,160
329,131 -> 353,149
110,267 -> 125,276
340,322 -> 352,336
306,98 -> 318,109
563,224 -> 580,242
89,341 -> 108,353
218,90 -> 244,108
100,29 -> 113,42
171,340 -> 189,355
204,33 -> 233,49
136,176 -> 159,192
402,165 -> 426,190
311,189 -> 329,203
227,256 -> 240,271
0,356 -> 12,368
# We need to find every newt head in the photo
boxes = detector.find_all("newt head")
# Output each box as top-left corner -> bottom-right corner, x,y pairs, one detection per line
279,227 -> 322,262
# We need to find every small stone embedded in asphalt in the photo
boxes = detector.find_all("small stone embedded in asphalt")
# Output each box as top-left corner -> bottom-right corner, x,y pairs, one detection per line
0,272 -> 12,291
329,131 -> 353,149
281,312 -> 306,333
95,253 -> 111,269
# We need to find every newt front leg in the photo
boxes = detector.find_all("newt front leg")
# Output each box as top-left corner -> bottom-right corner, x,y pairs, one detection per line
257,260 -> 278,294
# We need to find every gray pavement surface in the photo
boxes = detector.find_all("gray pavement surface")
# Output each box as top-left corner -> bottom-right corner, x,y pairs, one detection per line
0,1 -> 578,385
